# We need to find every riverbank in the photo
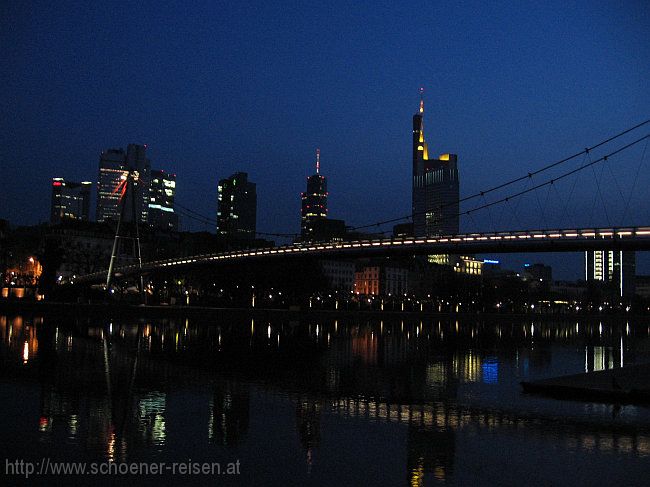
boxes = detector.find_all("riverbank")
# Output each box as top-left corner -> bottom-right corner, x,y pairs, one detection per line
522,363 -> 650,404
1,299 -> 648,323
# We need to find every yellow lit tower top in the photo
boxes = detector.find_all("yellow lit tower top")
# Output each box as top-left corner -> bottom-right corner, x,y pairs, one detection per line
419,86 -> 424,114
413,87 -> 429,173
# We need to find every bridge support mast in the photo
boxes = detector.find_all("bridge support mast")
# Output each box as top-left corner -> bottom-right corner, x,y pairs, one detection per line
106,170 -> 145,303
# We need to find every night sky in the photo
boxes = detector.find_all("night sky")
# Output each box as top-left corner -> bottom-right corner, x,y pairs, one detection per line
1,1 -> 649,278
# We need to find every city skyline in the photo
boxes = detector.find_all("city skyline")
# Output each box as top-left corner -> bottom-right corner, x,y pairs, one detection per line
2,1 -> 649,279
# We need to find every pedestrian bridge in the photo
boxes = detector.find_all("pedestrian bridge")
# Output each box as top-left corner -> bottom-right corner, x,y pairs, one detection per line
67,226 -> 650,285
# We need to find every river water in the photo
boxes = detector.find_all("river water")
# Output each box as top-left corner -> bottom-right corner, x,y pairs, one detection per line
1,311 -> 649,485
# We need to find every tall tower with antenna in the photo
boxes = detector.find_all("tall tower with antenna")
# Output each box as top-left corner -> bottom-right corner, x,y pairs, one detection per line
412,88 -> 460,237
300,149 -> 328,240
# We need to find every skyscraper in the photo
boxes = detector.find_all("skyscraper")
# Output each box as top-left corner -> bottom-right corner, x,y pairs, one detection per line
217,172 -> 257,239
96,148 -> 126,223
412,89 -> 459,237
585,250 -> 635,298
125,143 -> 151,224
148,169 -> 178,231
301,149 -> 328,240
50,178 -> 91,223
96,144 -> 150,224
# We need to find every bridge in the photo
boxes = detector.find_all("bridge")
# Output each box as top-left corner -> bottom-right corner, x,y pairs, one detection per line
69,226 -> 650,285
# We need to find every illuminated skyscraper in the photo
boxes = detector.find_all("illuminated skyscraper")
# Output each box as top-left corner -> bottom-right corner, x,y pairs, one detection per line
217,172 -> 257,239
96,148 -> 126,223
585,250 -> 635,298
96,144 -> 150,224
412,89 -> 459,237
301,149 -> 328,240
148,169 -> 178,231
50,178 -> 91,223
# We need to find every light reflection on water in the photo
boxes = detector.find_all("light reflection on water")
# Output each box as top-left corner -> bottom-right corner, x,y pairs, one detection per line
1,313 -> 650,485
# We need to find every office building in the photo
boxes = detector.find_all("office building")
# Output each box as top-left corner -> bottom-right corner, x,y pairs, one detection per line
148,169 -> 178,231
412,89 -> 459,237
217,172 -> 257,239
319,260 -> 355,292
96,148 -> 126,223
301,149 -> 328,240
125,143 -> 151,224
50,178 -> 91,223
354,264 -> 409,296
429,253 -> 483,276
96,144 -> 150,224
585,250 -> 635,298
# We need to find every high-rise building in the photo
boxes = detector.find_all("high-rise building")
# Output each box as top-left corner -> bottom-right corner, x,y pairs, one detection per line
585,250 -> 635,298
148,169 -> 178,231
125,143 -> 151,223
301,149 -> 328,240
50,178 -> 91,223
412,89 -> 459,237
96,144 -> 150,224
96,148 -> 126,223
217,172 -> 257,239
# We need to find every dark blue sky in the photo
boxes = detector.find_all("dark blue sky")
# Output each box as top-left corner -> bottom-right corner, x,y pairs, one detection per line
1,1 -> 649,278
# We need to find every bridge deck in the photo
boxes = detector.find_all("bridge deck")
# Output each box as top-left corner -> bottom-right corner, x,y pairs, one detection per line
67,226 -> 650,285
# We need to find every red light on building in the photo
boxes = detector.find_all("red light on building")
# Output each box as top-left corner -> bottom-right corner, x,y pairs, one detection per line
52,181 -> 62,186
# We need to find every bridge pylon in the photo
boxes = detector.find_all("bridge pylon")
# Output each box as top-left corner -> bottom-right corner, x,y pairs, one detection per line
106,169 -> 145,303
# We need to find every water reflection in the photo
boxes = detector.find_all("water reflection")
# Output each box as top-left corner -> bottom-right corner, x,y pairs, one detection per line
1,314 -> 649,485
209,382 -> 249,447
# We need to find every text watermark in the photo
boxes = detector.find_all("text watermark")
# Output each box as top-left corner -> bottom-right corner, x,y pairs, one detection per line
4,458 -> 241,478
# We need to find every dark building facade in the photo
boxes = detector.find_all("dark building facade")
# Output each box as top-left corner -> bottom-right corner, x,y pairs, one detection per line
393,222 -> 413,238
96,144 -> 150,224
148,169 -> 178,231
309,218 -> 346,242
50,178 -> 91,224
412,91 -> 459,237
301,149 -> 328,240
217,172 -> 257,239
